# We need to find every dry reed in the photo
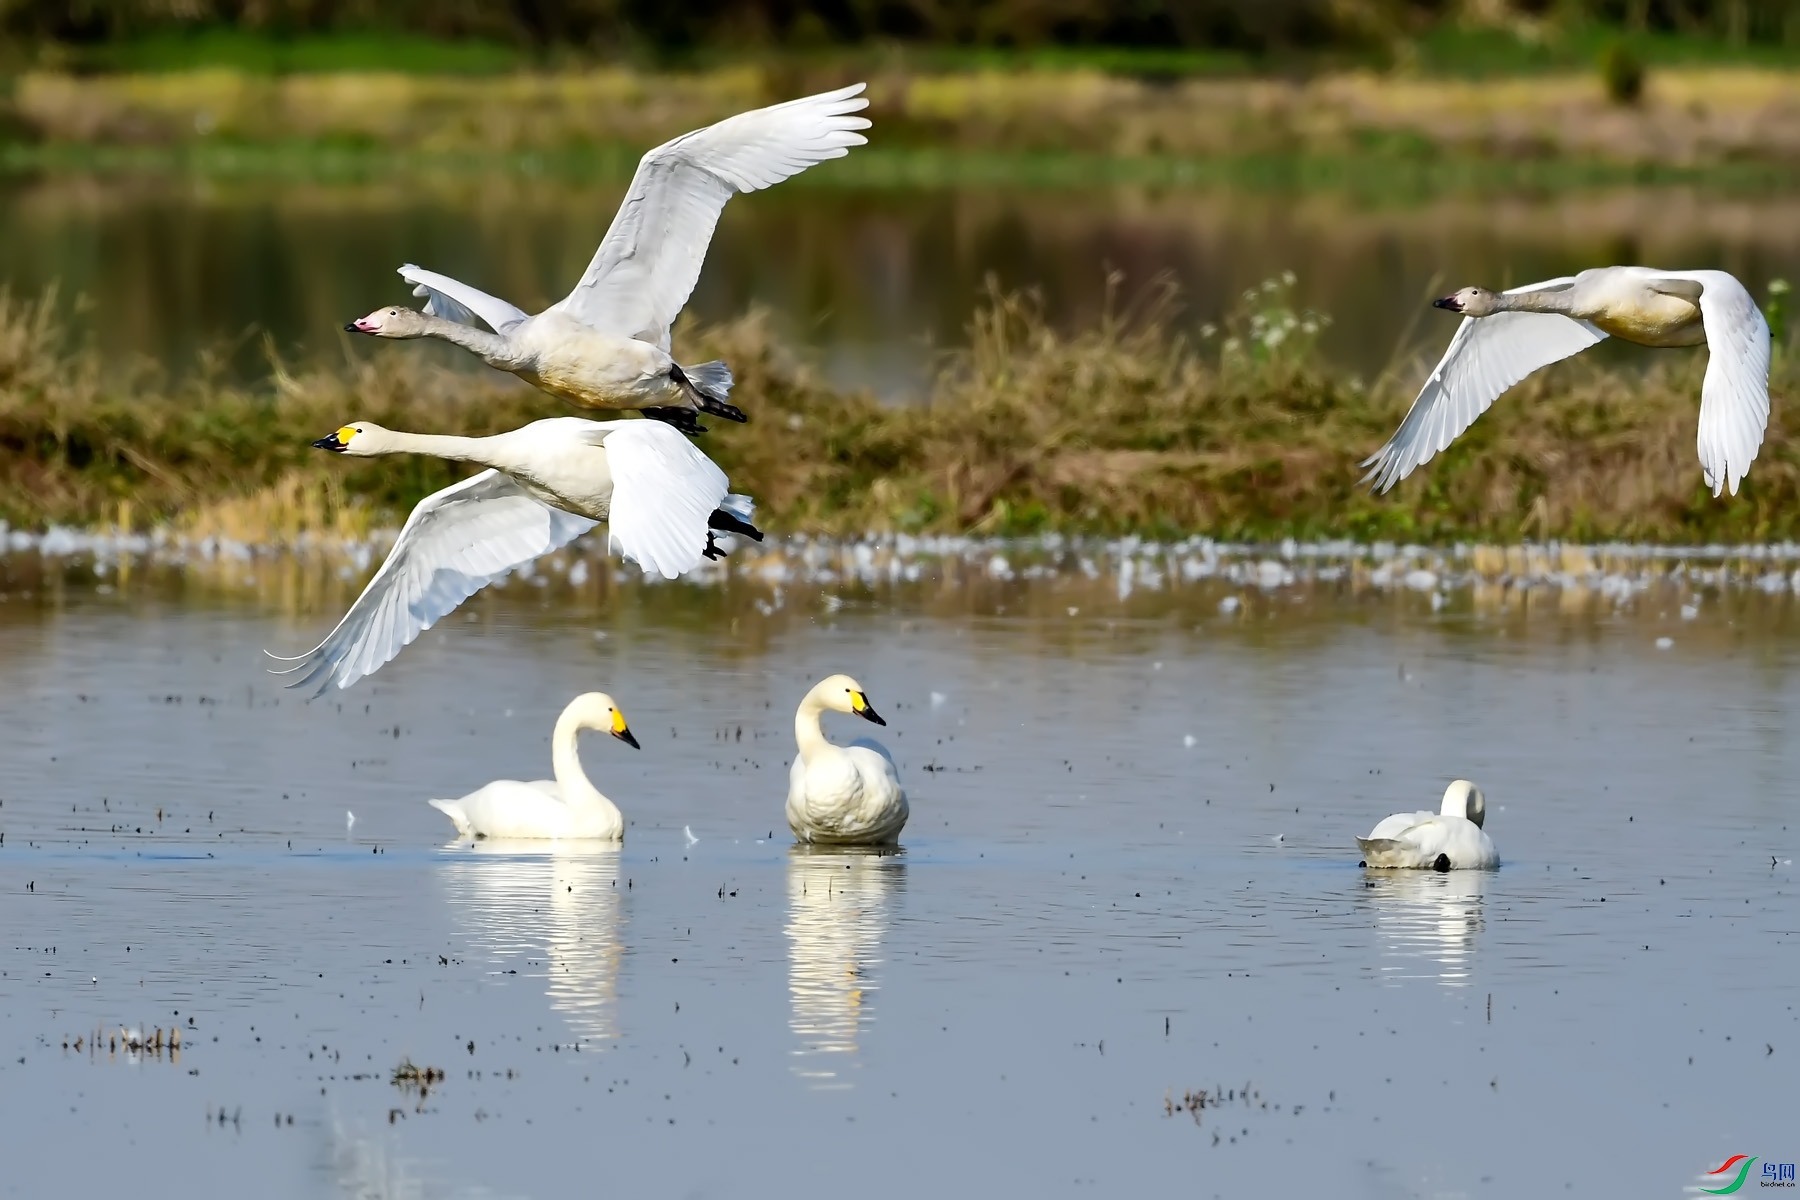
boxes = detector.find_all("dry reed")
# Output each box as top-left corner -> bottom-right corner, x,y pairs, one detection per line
0,275 -> 1793,545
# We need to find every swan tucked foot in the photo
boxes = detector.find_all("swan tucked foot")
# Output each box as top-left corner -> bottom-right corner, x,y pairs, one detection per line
702,532 -> 726,561
707,506 -> 764,542
642,406 -> 708,436
671,361 -> 746,423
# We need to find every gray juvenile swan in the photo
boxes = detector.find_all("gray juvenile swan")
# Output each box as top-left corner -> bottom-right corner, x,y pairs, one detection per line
268,416 -> 761,695
346,84 -> 871,435
1363,267 -> 1772,497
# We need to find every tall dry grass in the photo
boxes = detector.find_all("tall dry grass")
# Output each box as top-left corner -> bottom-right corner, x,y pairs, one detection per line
0,275 -> 1793,545
10,63 -> 1800,165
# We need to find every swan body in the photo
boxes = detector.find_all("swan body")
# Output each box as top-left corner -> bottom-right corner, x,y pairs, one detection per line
430,692 -> 639,840
787,674 -> 907,846
347,84 -> 871,432
268,417 -> 761,695
1363,267 -> 1772,497
1357,779 -> 1499,871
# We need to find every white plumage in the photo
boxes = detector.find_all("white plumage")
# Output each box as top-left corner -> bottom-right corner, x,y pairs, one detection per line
429,692 -> 639,841
347,85 -> 871,429
1364,266 -> 1772,497
786,674 -> 907,846
1357,779 -> 1499,871
268,417 -> 757,695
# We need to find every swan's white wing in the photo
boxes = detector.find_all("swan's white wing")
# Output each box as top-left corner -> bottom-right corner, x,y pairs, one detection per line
268,470 -> 597,696
1362,278 -> 1607,493
552,84 -> 870,348
1653,270 -> 1772,497
398,264 -> 531,334
587,420 -> 729,579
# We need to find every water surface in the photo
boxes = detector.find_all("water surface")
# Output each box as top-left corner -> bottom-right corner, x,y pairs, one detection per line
0,575 -> 1793,1197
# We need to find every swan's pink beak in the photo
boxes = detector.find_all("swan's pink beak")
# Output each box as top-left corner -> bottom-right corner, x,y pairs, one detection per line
345,315 -> 380,334
1433,295 -> 1464,313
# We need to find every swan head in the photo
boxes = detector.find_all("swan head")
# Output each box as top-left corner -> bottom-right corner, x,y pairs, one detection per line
565,691 -> 639,749
311,421 -> 392,456
1440,779 -> 1486,827
345,305 -> 430,338
1433,286 -> 1500,318
814,673 -> 886,726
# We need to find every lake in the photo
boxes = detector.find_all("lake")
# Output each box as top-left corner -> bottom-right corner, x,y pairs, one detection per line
0,539 -> 1793,1197
4,169 -> 1800,396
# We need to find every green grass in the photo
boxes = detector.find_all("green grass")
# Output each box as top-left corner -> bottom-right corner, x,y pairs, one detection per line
1409,22 -> 1800,78
38,29 -> 531,76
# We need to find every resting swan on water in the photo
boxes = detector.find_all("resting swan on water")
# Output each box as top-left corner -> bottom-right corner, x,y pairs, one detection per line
430,693 -> 638,840
267,416 -> 761,696
346,84 -> 871,435
1362,267 -> 1772,497
1357,779 -> 1499,871
788,675 -> 907,846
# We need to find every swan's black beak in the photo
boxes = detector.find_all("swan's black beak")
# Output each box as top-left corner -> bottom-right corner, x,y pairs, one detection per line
850,691 -> 887,726
1433,295 -> 1463,312
312,432 -> 348,452
612,726 -> 641,749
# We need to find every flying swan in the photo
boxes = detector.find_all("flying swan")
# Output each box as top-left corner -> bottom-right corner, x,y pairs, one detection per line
430,692 -> 639,840
1362,267 -> 1772,497
1357,779 -> 1499,871
345,84 -> 872,434
787,674 -> 907,845
268,416 -> 761,695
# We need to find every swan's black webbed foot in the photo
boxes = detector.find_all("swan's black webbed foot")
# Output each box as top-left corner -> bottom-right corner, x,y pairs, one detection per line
642,407 -> 708,436
1432,853 -> 1452,872
1358,860 -> 1367,868
702,532 -> 727,561
707,508 -> 764,542
699,397 -> 747,422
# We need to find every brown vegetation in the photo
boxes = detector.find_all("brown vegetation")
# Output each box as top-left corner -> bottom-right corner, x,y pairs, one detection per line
1,274 -> 1794,545
9,62 -> 1800,167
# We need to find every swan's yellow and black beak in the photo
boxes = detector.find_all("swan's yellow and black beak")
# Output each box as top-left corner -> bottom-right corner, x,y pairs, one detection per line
312,426 -> 355,452
610,707 -> 640,749
850,690 -> 886,726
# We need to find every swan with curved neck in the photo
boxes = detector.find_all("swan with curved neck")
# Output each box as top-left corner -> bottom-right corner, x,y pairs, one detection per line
787,674 -> 907,846
430,693 -> 640,840
1357,779 -> 1499,871
1364,266 -> 1772,497
344,84 -> 871,434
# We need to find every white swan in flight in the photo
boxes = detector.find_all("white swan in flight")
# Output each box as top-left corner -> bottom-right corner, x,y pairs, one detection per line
268,417 -> 761,695
430,692 -> 638,840
1363,267 -> 1772,497
787,674 -> 906,845
1357,779 -> 1499,871
346,83 -> 871,435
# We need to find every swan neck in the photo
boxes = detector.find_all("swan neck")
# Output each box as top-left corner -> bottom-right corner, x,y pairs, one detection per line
424,315 -> 514,364
551,709 -> 616,818
794,691 -> 833,763
1494,290 -> 1573,316
376,430 -> 493,464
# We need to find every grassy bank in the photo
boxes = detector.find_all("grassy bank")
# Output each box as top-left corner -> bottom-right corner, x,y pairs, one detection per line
1,276 -> 1796,546
7,62 -> 1800,169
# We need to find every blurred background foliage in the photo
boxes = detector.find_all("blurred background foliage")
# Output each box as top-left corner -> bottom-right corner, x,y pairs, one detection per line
1,0 -> 1798,73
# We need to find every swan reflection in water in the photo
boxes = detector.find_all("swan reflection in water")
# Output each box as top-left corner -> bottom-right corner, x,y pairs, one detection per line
786,846 -> 903,1089
437,842 -> 625,1042
1363,869 -> 1487,988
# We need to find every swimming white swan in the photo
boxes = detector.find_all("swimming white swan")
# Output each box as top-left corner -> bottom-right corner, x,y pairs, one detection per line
346,84 -> 871,434
787,674 -> 906,845
430,692 -> 638,840
268,416 -> 760,695
1363,267 -> 1772,497
1357,779 -> 1499,871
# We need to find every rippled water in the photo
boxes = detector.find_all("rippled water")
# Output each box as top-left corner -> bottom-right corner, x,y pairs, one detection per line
4,172 -> 1798,395
0,574 -> 1793,1198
